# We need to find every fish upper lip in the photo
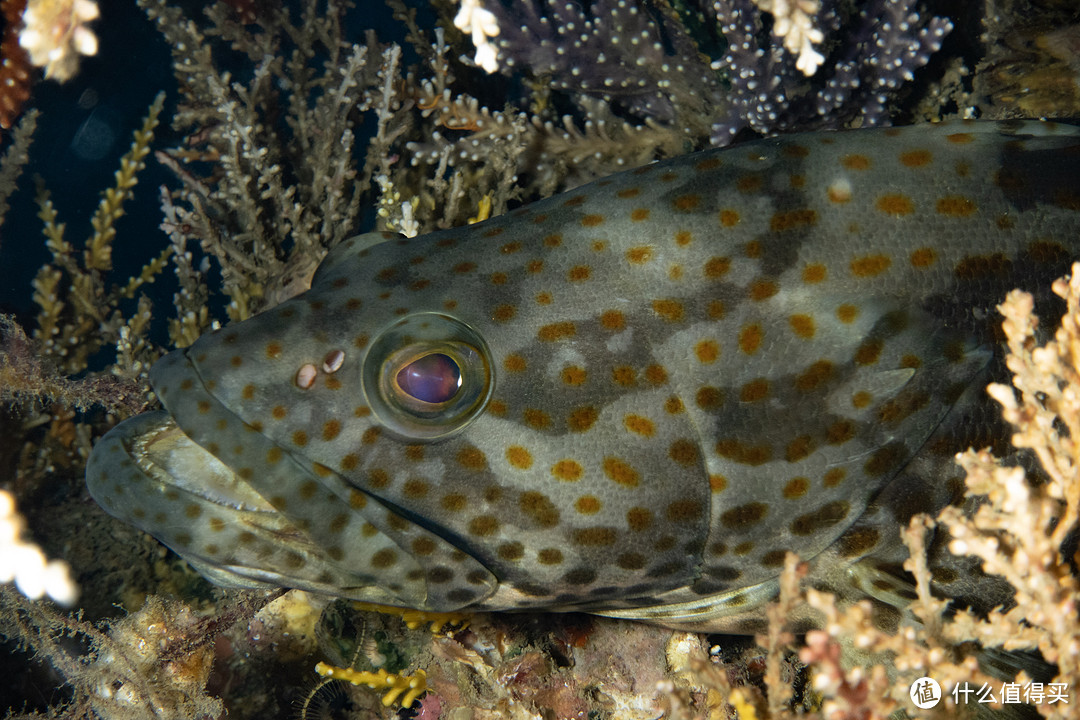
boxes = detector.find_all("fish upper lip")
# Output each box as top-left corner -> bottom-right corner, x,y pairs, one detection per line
124,410 -> 276,513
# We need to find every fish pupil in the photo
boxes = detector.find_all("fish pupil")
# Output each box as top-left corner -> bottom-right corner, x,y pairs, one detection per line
396,353 -> 462,403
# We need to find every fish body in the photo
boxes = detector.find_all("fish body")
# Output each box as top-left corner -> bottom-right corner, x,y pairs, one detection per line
87,121 -> 1080,631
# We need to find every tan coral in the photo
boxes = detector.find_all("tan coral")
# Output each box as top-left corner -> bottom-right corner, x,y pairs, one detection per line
18,0 -> 98,81
31,92 -> 167,376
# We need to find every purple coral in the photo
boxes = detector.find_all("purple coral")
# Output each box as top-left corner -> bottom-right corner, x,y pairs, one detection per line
468,0 -> 952,148
710,0 -> 953,143
477,0 -> 723,124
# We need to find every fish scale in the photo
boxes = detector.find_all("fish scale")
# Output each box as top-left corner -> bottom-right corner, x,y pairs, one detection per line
87,120 -> 1080,632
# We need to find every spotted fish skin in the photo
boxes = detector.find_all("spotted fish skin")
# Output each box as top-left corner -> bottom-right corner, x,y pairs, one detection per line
87,121 -> 1080,631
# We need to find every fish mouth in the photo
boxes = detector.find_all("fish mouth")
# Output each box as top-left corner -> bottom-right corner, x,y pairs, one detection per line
123,411 -> 278,512
86,408 -> 500,609
85,411 -> 311,590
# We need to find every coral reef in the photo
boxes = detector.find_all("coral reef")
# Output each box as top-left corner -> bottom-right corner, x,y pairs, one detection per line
1,0 -> 1079,718
0,106 -> 35,246
18,0 -> 99,81
708,0 -> 953,141
0,586 -> 267,719
469,0 -> 953,146
0,0 -> 100,129
31,91 -> 168,377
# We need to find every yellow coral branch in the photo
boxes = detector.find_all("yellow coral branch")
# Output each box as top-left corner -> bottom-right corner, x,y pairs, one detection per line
31,92 -> 170,374
728,688 -> 759,720
314,663 -> 427,708
35,183 -> 70,262
85,91 -> 164,271
0,108 -> 37,240
351,600 -> 469,633
468,191 -> 492,224
30,265 -> 62,355
119,245 -> 173,300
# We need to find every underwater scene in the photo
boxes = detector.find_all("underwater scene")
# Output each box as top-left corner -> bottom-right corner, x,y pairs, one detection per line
2,0 -> 1080,718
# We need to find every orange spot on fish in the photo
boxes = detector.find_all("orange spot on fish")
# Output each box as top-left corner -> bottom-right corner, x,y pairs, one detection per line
850,254 -> 892,277
789,314 -> 815,338
749,279 -> 779,301
600,309 -> 626,331
567,265 -> 591,281
899,149 -> 932,167
836,304 -> 859,324
770,208 -> 817,232
802,263 -> 827,284
739,324 -> 763,354
673,194 -> 701,211
696,340 -> 719,363
539,322 -> 576,341
842,154 -> 871,170
652,299 -> 685,322
910,248 -> 938,267
736,174 -> 763,193
936,195 -> 977,217
705,257 -> 731,278
876,193 -> 914,216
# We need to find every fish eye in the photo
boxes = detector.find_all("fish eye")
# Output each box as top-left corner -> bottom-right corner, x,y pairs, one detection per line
395,353 -> 462,404
363,313 -> 493,440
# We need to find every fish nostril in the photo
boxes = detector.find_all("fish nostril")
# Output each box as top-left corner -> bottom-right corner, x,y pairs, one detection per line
322,349 -> 345,373
295,363 -> 317,389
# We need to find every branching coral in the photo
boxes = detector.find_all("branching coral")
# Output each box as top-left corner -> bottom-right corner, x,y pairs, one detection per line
0,587 -> 272,720
0,106 -> 34,256
315,663 -> 429,708
709,0 -> 954,142
142,0 -> 607,336
933,274 -> 1080,715
31,92 -> 169,378
452,0 -> 955,150
0,93 -> 166,586
0,313 -> 147,413
476,0 -> 723,127
142,0 -> 406,330
18,0 -> 99,81
432,0 -> 723,180
751,0 -> 826,75
0,0 -> 98,129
